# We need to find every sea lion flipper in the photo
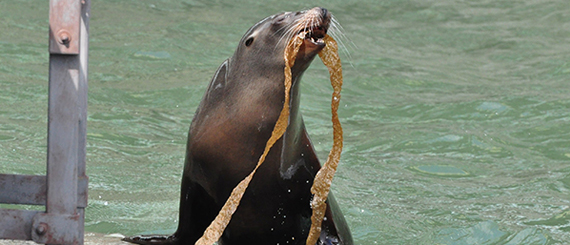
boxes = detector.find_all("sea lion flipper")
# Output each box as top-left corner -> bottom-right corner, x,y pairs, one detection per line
301,127 -> 321,170
122,234 -> 177,245
204,59 -> 228,103
301,129 -> 354,244
322,193 -> 354,245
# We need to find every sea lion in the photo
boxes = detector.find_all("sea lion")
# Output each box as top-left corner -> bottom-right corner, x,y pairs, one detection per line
124,7 -> 353,245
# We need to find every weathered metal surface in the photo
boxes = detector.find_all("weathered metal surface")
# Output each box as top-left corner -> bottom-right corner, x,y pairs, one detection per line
47,55 -> 79,216
49,0 -> 81,54
32,213 -> 81,244
0,210 -> 40,240
77,0 -> 90,205
76,176 -> 88,208
0,174 -> 46,205
0,174 -> 88,208
76,2 -> 91,241
78,0 -> 90,179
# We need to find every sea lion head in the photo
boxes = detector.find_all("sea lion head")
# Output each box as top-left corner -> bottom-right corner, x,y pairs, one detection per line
232,7 -> 334,76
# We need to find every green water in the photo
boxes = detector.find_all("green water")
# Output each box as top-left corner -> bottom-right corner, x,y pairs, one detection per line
1,0 -> 570,244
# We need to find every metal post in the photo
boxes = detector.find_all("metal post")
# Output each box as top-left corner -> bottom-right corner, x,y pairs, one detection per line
0,0 -> 89,244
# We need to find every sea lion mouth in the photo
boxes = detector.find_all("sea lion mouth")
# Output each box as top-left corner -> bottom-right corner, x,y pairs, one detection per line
298,26 -> 327,46
290,7 -> 330,48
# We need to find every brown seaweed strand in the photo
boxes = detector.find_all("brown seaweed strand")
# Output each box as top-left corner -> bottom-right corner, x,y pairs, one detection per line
306,34 -> 343,245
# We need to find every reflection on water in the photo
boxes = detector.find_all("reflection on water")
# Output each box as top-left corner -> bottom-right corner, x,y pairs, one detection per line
1,0 -> 570,244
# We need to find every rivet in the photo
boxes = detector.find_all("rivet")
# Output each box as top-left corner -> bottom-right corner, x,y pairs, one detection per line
35,223 -> 48,236
57,30 -> 71,45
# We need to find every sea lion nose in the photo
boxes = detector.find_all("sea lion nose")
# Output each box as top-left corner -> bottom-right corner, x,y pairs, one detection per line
320,8 -> 328,18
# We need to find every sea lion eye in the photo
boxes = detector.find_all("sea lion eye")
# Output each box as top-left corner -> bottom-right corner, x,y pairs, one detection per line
275,16 -> 286,23
245,37 -> 254,47
274,13 -> 291,25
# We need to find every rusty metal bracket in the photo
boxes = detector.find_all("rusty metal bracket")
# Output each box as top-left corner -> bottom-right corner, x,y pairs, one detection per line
49,0 -> 81,54
32,213 -> 81,244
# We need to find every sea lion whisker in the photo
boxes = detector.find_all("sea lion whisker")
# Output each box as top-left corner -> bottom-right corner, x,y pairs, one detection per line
331,17 -> 355,49
328,24 -> 347,51
275,30 -> 292,48
278,15 -> 318,48
307,19 -> 315,39
294,16 -> 327,45
330,17 -> 352,47
276,17 -> 303,47
286,19 -> 302,36
275,24 -> 292,37
276,23 -> 298,51
275,17 -> 299,36
328,16 -> 356,65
